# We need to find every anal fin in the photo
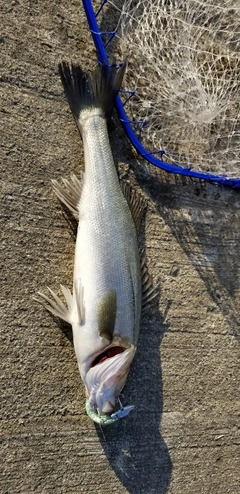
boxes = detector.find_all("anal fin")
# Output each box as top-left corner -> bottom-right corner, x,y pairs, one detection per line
52,173 -> 84,219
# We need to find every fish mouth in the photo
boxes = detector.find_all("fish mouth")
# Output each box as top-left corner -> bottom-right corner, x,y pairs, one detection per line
90,345 -> 125,368
88,344 -> 128,414
84,344 -> 136,420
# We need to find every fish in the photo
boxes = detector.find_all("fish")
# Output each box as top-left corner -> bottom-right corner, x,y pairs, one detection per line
37,61 -> 155,424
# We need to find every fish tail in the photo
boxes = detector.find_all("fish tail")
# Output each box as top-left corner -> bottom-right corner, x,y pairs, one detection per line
58,60 -> 126,133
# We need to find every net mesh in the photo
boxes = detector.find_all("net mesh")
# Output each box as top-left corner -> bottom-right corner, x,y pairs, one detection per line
111,0 -> 240,176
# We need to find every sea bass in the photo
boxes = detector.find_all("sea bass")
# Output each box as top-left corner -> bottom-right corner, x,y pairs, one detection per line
38,61 -> 153,425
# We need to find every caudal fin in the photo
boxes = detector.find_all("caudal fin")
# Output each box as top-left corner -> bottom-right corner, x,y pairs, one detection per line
58,61 -> 126,133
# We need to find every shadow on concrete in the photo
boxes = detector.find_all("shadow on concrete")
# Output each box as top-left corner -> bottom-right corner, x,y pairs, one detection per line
95,299 -> 172,494
52,142 -> 173,493
137,167 -> 240,342
54,174 -> 173,492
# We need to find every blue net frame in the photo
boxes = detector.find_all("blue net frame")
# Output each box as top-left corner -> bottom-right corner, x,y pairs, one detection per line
82,0 -> 240,188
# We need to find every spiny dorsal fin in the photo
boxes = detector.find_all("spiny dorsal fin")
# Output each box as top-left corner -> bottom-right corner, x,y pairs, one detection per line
121,181 -> 146,233
97,290 -> 117,342
140,251 -> 159,309
52,173 -> 84,219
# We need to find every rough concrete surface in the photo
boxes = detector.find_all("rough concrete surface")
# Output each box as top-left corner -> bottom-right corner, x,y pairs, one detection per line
1,1 -> 239,493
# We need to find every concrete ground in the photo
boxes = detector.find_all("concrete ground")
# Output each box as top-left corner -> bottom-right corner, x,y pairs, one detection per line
1,1 -> 239,493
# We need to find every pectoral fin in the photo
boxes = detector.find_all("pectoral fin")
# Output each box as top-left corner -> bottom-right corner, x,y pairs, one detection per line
74,278 -> 85,324
97,290 -> 117,342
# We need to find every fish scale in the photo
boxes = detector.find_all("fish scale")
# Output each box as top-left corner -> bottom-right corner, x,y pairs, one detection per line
76,109 -> 141,346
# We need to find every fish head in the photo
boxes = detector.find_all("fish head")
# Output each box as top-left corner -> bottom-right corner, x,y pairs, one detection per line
82,344 -> 136,419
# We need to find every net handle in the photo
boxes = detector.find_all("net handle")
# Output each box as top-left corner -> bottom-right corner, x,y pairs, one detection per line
81,0 -> 240,188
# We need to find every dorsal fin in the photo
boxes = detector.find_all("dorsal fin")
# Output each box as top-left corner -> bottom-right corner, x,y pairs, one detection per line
52,173 -> 84,220
121,181 -> 146,232
97,290 -> 117,342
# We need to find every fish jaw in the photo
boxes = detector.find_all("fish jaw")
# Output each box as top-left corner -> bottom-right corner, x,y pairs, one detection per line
82,345 -> 136,415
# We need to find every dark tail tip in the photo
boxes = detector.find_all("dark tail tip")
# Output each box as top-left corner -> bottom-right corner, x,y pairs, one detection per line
58,60 -> 126,129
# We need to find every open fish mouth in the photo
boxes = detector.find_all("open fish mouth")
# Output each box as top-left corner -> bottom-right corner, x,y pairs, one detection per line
84,344 -> 136,424
90,345 -> 125,367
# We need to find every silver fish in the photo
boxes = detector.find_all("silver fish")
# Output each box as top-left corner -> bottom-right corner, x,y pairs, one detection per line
37,62 -> 154,424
